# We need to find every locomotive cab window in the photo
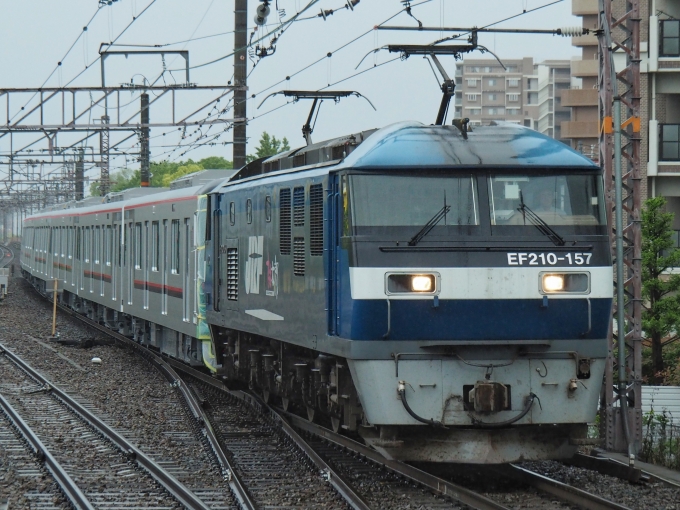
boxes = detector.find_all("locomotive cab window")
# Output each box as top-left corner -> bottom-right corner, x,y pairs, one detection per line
344,174 -> 479,236
488,174 -> 606,229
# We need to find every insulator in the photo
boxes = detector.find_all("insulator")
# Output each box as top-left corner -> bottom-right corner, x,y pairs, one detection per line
254,13 -> 267,25
256,4 -> 270,17
558,26 -> 586,37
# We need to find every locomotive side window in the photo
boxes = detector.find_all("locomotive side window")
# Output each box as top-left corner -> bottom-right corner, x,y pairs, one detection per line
348,175 -> 478,228
488,174 -> 605,227
229,202 -> 235,226
265,195 -> 272,222
246,199 -> 253,224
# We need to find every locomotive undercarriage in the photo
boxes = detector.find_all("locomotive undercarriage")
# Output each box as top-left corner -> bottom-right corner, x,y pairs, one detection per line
209,325 -> 363,433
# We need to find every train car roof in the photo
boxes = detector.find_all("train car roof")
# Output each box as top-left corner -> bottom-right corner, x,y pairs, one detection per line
24,184 -> 205,222
339,121 -> 598,170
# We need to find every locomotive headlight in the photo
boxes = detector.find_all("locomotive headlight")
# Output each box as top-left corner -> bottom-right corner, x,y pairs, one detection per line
411,275 -> 434,292
542,274 -> 564,292
386,273 -> 439,295
540,272 -> 590,294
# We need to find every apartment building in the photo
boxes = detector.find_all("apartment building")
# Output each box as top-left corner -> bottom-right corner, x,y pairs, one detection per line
453,58 -> 571,143
650,0 -> 680,222
561,0 -> 600,160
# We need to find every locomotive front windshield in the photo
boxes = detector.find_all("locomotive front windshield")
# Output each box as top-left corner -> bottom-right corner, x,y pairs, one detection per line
343,172 -> 605,237
346,174 -> 478,230
489,174 -> 605,226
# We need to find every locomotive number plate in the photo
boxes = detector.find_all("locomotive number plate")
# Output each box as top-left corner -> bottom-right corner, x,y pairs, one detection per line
507,252 -> 592,266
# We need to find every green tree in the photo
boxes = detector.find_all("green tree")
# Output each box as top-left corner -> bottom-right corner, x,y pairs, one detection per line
197,156 -> 233,169
161,163 -> 203,187
641,196 -> 680,383
246,132 -> 291,163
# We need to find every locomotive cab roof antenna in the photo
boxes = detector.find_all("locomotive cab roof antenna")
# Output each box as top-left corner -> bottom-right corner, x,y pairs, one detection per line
258,90 -> 376,145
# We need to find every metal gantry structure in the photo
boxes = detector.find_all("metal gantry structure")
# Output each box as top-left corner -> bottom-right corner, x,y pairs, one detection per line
599,0 -> 643,454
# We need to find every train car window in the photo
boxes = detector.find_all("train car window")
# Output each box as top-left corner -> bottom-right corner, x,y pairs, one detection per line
310,184 -> 323,256
106,226 -> 113,266
76,227 -> 81,260
94,226 -> 100,264
135,223 -> 142,269
280,188 -> 291,255
229,202 -> 235,226
265,195 -> 272,222
67,227 -> 73,259
488,174 -> 606,227
348,175 -> 478,228
246,199 -> 253,224
152,221 -> 160,271
293,187 -> 305,226
171,219 -> 180,274
84,227 -> 90,263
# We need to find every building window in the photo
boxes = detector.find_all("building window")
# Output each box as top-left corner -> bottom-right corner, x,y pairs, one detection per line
661,124 -> 680,160
506,66 -> 518,73
488,107 -> 504,115
508,94 -> 519,102
508,78 -> 519,87
467,66 -> 480,72
466,78 -> 477,87
467,108 -> 481,115
484,67 -> 492,73
488,79 -> 496,86
466,94 -> 478,101
661,20 -> 680,56
488,93 -> 497,101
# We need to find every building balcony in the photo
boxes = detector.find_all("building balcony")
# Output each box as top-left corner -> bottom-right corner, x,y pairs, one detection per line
560,120 -> 599,139
571,59 -> 598,77
572,0 -> 597,15
561,88 -> 598,107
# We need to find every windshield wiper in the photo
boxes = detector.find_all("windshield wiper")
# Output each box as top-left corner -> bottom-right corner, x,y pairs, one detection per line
409,205 -> 451,246
518,192 -> 566,246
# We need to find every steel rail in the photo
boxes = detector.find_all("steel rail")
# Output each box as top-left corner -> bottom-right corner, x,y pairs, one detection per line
495,464 -> 632,510
52,304 -> 258,510
239,391 -> 372,510
62,303 -> 370,510
0,342 -> 212,510
0,392 -> 95,510
159,356 -> 508,510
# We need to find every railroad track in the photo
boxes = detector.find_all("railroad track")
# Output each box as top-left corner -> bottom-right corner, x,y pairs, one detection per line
0,342 -> 222,510
25,287 -> 669,510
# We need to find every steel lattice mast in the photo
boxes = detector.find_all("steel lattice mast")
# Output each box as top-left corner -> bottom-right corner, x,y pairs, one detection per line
599,0 -> 643,453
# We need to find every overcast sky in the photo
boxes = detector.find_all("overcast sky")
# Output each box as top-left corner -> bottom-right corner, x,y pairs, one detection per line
0,0 -> 582,184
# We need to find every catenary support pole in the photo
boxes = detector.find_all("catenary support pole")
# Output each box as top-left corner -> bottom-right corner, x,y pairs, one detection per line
233,0 -> 247,169
140,93 -> 150,187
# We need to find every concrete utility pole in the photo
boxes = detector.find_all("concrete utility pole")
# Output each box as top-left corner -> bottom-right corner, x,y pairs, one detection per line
140,93 -> 150,187
233,0 -> 248,169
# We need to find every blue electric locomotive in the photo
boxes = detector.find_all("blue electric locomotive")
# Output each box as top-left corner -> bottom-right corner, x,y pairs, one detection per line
204,121 -> 612,463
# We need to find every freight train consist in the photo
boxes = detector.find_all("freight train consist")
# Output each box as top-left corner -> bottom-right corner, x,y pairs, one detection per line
21,121 -> 612,463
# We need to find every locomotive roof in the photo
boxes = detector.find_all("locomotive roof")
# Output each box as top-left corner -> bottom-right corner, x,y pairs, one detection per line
226,121 -> 598,187
339,121 -> 598,170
